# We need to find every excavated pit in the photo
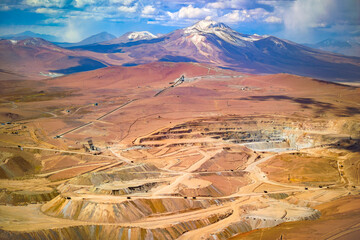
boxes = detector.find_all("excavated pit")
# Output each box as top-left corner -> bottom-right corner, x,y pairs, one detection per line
0,210 -> 233,240
0,189 -> 58,206
4,115 -> 356,239
208,204 -> 321,240
90,180 -> 169,196
177,177 -> 224,197
0,149 -> 38,179
135,116 -> 352,152
41,162 -> 234,224
41,195 -> 233,223
68,163 -> 162,186
0,178 -> 59,206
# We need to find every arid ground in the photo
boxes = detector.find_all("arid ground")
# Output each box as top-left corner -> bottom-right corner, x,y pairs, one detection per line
0,62 -> 359,239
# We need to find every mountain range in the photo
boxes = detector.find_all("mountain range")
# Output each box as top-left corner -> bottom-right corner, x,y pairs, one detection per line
0,31 -> 58,42
56,32 -> 116,48
103,31 -> 157,45
0,38 -> 107,80
1,20 -> 359,82
305,38 -> 360,57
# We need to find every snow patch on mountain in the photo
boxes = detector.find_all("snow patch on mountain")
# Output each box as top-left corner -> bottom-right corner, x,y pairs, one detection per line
188,34 -> 214,59
184,20 -> 263,47
185,20 -> 230,33
265,36 -> 286,48
9,40 -> 18,45
128,31 -> 157,41
21,38 -> 51,47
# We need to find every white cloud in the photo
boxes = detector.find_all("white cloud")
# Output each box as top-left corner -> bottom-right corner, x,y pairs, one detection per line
206,1 -> 226,9
249,8 -> 268,19
264,15 -> 282,23
68,9 -> 109,20
3,0 -> 356,44
63,19 -> 82,42
169,5 -> 217,20
311,22 -> 327,28
35,7 -> 60,14
110,0 -> 135,6
89,6 -> 115,15
43,17 -> 66,24
147,20 -> 161,25
142,5 -> 156,16
257,0 -> 292,8
118,3 -> 137,13
26,0 -> 137,8
218,10 -> 245,23
73,0 -> 97,8
283,0 -> 336,41
206,0 -> 248,9
218,8 -> 269,23
178,5 -> 213,19
24,0 -> 67,7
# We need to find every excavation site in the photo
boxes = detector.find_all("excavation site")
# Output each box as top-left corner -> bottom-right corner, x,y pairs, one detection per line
0,62 -> 359,239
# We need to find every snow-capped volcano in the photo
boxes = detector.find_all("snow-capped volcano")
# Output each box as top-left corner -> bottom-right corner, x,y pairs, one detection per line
103,31 -> 157,45
55,20 -> 360,82
185,20 -> 231,33
184,20 -> 263,47
127,31 -> 157,41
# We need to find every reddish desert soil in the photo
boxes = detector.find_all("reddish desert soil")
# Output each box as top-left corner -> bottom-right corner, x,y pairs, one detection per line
0,62 -> 359,240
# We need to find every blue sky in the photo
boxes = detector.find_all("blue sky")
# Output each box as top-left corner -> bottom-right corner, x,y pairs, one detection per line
0,0 -> 359,43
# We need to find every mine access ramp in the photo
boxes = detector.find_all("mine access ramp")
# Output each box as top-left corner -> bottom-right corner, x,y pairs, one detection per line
154,75 -> 185,97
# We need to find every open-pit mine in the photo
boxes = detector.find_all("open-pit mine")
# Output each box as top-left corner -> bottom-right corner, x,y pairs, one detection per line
0,62 -> 359,240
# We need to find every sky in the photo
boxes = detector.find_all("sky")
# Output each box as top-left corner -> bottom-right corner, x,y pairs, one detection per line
0,0 -> 359,43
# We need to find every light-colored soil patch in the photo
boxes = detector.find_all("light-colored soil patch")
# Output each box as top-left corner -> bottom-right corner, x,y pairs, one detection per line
0,178 -> 52,192
259,153 -> 340,184
231,195 -> 360,240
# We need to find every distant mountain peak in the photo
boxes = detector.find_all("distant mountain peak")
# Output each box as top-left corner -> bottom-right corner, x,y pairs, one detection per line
317,38 -> 352,48
2,36 -> 61,49
92,32 -> 116,39
183,20 -> 260,47
78,32 -> 116,45
55,32 -> 116,48
100,31 -> 157,45
21,31 -> 36,35
127,31 -> 157,41
97,31 -> 113,35
20,37 -> 55,47
303,38 -> 360,57
186,20 -> 231,33
0,31 -> 58,42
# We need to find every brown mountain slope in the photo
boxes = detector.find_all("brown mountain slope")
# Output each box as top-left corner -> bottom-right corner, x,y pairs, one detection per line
0,38 -> 108,80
